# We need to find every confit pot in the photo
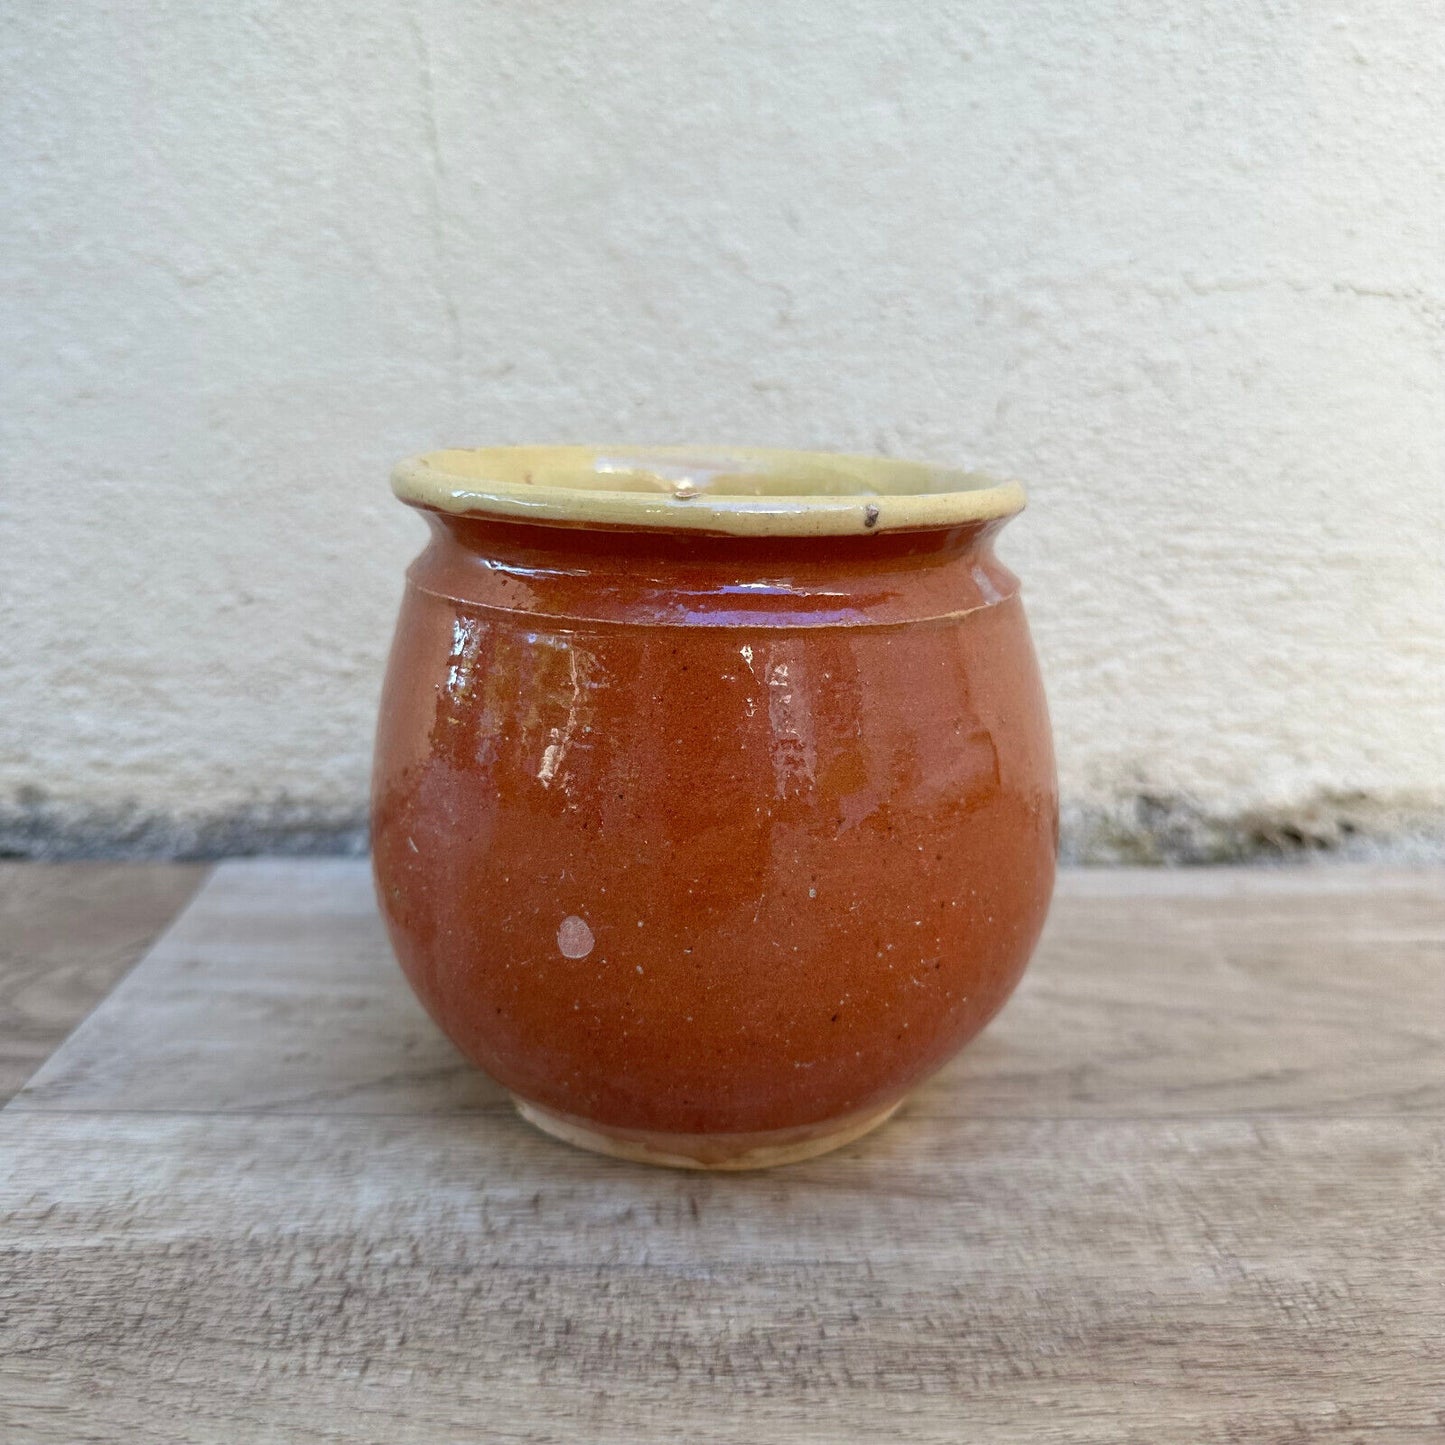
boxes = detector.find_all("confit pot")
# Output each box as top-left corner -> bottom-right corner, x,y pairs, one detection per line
373,446 -> 1056,1169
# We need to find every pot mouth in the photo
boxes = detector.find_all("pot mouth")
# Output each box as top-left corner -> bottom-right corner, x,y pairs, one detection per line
392,445 -> 1025,537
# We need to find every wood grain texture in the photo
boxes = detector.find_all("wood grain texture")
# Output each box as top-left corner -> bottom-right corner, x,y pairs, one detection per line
13,861 -> 1442,1121
0,862 -> 205,1104
2,860 -> 1443,1443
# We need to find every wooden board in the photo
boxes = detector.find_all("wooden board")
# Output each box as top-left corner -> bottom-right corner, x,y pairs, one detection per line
0,862 -> 205,1104
2,861 -> 1442,1443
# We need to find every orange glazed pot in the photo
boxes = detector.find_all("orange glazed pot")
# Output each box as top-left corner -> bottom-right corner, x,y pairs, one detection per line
373,447 -> 1056,1169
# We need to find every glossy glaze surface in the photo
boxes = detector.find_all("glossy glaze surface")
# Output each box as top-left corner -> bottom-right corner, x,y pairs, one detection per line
373,488 -> 1057,1152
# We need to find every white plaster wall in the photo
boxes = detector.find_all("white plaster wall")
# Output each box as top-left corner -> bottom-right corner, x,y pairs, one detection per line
2,2 -> 1442,855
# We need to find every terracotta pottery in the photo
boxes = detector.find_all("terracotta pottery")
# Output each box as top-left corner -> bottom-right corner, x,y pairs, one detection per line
373,447 -> 1056,1169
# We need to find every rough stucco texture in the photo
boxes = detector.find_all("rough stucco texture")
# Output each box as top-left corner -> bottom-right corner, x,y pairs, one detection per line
2,2 -> 1443,857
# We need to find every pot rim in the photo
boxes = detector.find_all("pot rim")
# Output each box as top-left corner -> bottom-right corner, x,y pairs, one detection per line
392,445 -> 1025,537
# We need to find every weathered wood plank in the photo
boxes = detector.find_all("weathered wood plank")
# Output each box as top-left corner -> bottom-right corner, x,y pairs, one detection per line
11,861 -> 506,1117
2,1111 -> 1440,1444
2,861 -> 1441,1443
12,862 -> 1443,1120
0,862 -> 205,1103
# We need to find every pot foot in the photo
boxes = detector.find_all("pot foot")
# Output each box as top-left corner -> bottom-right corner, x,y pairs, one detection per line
511,1096 -> 904,1171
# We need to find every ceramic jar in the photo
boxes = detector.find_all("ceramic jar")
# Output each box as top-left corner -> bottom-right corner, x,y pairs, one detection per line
373,447 -> 1056,1168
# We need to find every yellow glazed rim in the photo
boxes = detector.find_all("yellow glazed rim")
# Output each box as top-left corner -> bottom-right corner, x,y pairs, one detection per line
392,445 -> 1025,537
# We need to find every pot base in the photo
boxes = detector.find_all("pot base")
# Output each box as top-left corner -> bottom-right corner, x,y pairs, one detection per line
512,1096 -> 904,1171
